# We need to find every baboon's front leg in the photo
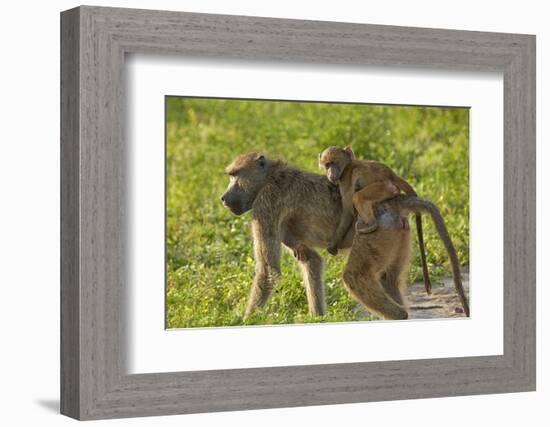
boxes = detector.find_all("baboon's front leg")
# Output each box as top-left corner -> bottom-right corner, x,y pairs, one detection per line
244,219 -> 281,318
295,246 -> 325,316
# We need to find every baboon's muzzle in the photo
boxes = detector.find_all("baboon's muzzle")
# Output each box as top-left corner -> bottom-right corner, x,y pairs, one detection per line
220,192 -> 248,216
327,166 -> 341,184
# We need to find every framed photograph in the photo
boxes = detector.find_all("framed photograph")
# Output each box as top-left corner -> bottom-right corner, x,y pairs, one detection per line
61,5 -> 535,420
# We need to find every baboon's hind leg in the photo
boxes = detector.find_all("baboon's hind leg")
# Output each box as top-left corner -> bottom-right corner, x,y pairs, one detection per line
343,267 -> 407,320
353,181 -> 400,234
380,273 -> 404,307
381,264 -> 409,308
381,232 -> 411,308
342,243 -> 408,320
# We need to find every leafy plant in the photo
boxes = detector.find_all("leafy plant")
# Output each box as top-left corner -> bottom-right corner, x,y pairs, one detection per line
166,98 -> 469,328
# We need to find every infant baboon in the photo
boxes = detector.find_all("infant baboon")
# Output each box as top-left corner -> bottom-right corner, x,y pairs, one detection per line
319,146 -> 432,294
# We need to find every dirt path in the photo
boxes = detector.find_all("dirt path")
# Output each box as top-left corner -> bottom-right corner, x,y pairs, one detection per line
406,271 -> 469,319
352,271 -> 470,320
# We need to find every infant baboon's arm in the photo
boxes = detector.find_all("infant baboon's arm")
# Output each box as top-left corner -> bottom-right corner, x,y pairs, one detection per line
327,207 -> 355,255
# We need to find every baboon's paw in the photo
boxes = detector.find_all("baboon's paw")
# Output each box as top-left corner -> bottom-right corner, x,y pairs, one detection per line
327,246 -> 339,256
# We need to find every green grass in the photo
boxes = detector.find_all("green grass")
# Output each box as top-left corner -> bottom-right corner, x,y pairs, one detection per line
166,97 -> 469,328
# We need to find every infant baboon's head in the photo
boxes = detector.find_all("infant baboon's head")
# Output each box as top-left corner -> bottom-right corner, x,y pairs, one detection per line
318,146 -> 354,184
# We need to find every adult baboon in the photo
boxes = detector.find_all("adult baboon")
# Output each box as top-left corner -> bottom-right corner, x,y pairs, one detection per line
221,152 -> 468,319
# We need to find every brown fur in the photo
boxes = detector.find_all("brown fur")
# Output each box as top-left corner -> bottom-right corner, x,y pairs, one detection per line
222,152 -> 404,317
221,153 -> 468,320
319,146 -> 432,295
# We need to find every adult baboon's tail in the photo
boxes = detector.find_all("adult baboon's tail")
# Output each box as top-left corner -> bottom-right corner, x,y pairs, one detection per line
390,195 -> 470,317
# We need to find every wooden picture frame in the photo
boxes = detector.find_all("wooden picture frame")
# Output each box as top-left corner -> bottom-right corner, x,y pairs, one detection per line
60,5 -> 536,420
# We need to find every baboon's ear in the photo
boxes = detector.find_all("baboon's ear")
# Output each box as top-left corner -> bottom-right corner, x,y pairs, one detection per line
344,146 -> 355,158
256,154 -> 266,168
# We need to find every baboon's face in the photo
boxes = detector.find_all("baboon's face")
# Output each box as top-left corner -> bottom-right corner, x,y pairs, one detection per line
221,152 -> 269,216
318,146 -> 354,184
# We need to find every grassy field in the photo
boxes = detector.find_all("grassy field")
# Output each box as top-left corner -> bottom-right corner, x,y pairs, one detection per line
166,97 -> 469,328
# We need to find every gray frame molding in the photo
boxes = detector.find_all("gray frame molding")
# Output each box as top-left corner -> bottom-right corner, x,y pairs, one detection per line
60,5 -> 536,420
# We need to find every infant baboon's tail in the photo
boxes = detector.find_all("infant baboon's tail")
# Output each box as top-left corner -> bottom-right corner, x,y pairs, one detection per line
415,214 -> 432,295
393,175 -> 432,295
390,195 -> 470,317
